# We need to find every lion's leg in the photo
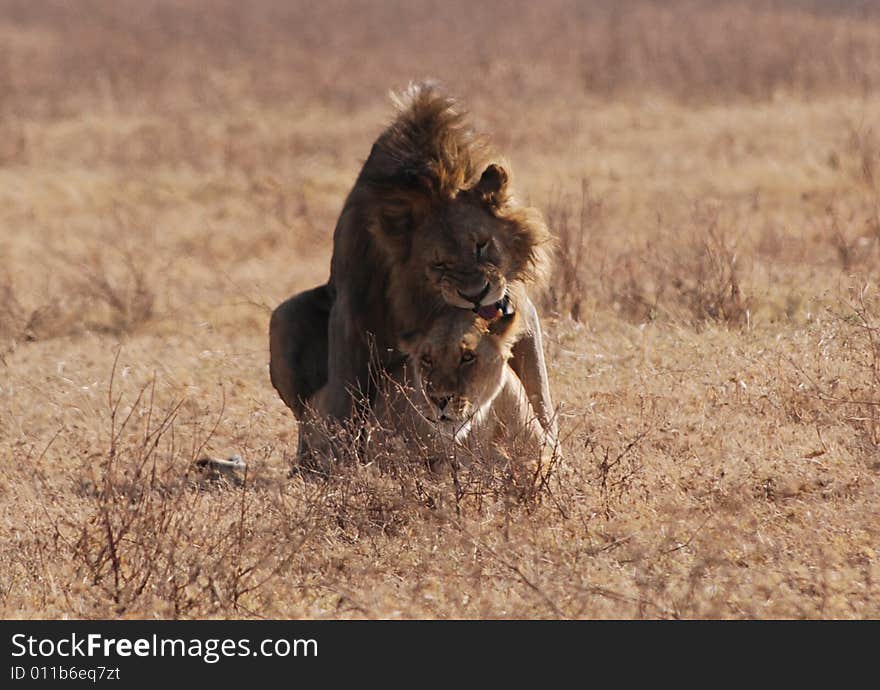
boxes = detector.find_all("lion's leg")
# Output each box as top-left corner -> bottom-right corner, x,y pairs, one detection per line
269,285 -> 332,420
292,386 -> 338,478
324,291 -> 372,422
509,294 -> 559,448
493,368 -> 549,449
481,368 -> 551,492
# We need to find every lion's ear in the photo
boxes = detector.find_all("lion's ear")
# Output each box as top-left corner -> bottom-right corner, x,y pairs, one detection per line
473,164 -> 509,208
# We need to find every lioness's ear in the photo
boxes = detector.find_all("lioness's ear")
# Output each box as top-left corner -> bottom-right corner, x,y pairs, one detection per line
473,164 -> 509,207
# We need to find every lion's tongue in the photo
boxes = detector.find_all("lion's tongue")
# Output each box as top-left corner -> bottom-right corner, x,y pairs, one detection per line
476,304 -> 501,320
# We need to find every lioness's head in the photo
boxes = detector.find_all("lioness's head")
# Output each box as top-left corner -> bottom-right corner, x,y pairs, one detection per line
398,308 -> 518,441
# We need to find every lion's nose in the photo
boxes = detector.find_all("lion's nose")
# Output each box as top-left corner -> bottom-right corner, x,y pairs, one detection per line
458,281 -> 491,305
430,395 -> 451,411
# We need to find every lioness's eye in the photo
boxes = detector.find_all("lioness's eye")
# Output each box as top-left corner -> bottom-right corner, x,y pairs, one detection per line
432,262 -> 447,272
421,354 -> 433,368
461,351 -> 475,365
475,240 -> 488,261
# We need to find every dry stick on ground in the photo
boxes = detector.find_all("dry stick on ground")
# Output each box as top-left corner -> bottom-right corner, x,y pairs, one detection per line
190,384 -> 227,464
102,348 -> 147,603
591,424 -> 653,518
790,358 -> 880,408
29,427 -> 68,549
80,350 -> 231,612
788,291 -> 880,409
231,515 -> 318,607
570,581 -> 667,619
530,406 -> 579,519
232,464 -> 249,611
457,524 -> 566,618
662,512 -> 715,555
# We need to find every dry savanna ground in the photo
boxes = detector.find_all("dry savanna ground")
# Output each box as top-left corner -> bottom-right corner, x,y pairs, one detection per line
1,0 -> 879,619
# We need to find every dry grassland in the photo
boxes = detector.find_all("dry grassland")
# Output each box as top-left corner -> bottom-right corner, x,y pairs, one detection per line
1,0 -> 879,618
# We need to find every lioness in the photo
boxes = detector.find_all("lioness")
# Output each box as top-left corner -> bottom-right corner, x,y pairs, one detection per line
302,299 -> 550,470
373,300 -> 550,469
269,81 -> 557,456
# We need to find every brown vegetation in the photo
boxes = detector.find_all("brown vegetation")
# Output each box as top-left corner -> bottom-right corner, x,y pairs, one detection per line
1,0 -> 878,619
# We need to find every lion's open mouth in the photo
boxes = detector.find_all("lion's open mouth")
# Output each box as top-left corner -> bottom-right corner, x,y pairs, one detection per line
474,293 -> 513,322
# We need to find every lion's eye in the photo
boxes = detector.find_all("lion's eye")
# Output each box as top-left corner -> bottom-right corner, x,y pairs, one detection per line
475,240 -> 488,261
421,354 -> 433,368
461,351 -> 475,365
432,262 -> 447,272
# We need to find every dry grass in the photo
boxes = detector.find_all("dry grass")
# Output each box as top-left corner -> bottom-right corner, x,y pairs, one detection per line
1,0 -> 879,619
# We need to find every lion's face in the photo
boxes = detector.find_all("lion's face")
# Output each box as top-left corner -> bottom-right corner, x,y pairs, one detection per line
378,164 -> 549,314
414,200 -> 513,309
398,310 -> 517,440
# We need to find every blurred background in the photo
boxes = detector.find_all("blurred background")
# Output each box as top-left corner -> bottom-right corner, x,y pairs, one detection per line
2,0 -> 880,114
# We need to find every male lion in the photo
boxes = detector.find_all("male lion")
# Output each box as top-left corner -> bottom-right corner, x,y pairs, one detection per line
269,81 -> 557,456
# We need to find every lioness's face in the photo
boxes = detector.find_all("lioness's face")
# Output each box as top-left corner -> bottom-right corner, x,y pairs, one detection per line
399,311 -> 516,438
414,200 -> 517,310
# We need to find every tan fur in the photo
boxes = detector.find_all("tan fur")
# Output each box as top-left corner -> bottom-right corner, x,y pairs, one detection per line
369,303 -> 550,468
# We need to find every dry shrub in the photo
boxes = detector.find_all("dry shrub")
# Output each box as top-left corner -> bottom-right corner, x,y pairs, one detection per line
26,360 -> 311,618
847,125 -> 880,246
788,282 -> 880,449
297,406 -> 562,515
608,206 -> 748,328
68,250 -> 155,335
823,202 -> 877,270
542,180 -> 603,322
847,124 -> 879,191
670,209 -> 749,327
294,364 -> 564,516
590,423 -> 653,520
543,190 -> 749,329
816,123 -> 880,270
0,273 -> 76,346
0,246 -> 155,347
